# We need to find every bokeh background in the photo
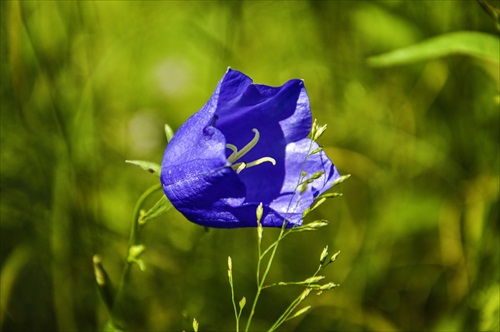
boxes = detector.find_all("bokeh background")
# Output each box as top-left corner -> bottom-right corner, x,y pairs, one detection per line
1,1 -> 499,331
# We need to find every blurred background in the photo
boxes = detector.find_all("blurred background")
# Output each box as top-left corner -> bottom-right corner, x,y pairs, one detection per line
1,1 -> 499,331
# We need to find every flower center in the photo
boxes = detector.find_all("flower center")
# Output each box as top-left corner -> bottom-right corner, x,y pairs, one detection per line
226,128 -> 276,174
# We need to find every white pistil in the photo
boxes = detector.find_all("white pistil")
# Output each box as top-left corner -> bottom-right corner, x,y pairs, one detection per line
227,129 -> 261,164
226,128 -> 276,173
226,144 -> 238,155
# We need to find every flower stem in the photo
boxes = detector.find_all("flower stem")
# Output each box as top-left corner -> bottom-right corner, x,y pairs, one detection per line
267,290 -> 307,332
245,223 -> 288,332
244,125 -> 325,331
267,265 -> 323,331
110,183 -> 162,328
228,257 -> 240,332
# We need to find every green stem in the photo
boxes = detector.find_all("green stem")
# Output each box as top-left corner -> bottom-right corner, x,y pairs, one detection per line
244,126 -> 320,331
110,183 -> 162,328
245,224 -> 288,332
267,265 -> 323,331
229,267 -> 239,332
267,293 -> 304,332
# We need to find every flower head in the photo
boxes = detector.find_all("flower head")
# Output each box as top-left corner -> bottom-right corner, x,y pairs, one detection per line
161,68 -> 340,228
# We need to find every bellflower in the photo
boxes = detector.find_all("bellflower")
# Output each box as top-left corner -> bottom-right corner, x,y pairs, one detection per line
161,68 -> 340,228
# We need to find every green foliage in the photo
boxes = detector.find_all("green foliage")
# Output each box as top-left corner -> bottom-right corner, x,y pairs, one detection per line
368,31 -> 500,66
1,1 -> 499,331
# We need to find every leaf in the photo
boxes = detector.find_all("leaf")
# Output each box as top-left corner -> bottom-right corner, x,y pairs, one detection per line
164,123 -> 174,142
139,194 -> 173,224
126,160 -> 161,177
368,31 -> 500,67
92,255 -> 115,312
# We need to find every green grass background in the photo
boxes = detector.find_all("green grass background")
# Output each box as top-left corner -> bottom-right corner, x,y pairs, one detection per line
1,1 -> 499,331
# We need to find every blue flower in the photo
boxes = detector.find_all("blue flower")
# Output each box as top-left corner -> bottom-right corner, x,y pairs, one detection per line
161,68 -> 340,228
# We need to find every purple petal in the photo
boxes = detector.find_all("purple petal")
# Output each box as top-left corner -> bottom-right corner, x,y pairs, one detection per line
161,68 -> 340,228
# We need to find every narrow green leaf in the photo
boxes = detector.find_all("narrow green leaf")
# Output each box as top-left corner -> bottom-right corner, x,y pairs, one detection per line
92,255 -> 115,313
368,31 -> 500,66
164,123 -> 175,142
134,258 -> 146,271
139,195 -> 173,224
125,160 -> 161,177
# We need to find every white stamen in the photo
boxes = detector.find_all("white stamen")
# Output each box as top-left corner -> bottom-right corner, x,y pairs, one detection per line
227,129 -> 260,164
226,128 -> 277,174
226,144 -> 238,156
235,162 -> 247,174
245,157 -> 276,168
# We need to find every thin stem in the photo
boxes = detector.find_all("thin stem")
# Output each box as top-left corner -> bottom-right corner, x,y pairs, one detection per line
230,287 -> 240,332
267,265 -> 323,331
111,183 -> 162,327
260,232 -> 291,258
267,292 -> 305,332
245,223 -> 287,332
228,258 -> 240,332
245,125 -> 323,331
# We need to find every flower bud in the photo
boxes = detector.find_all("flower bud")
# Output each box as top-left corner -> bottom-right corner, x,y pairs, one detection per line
192,318 -> 199,332
239,297 -> 246,309
319,246 -> 329,265
330,250 -> 341,263
256,202 -> 263,223
288,306 -> 311,320
319,282 -> 339,291
228,256 -> 232,270
299,288 -> 312,301
302,276 -> 325,284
